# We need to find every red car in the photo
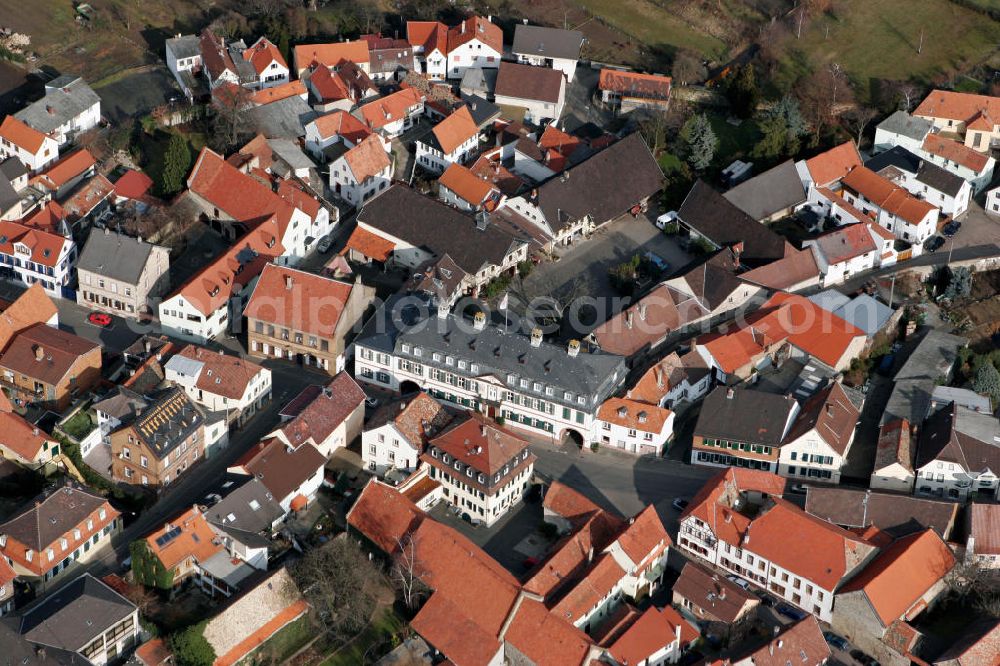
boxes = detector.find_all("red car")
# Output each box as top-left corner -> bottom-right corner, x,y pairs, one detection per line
88,312 -> 112,327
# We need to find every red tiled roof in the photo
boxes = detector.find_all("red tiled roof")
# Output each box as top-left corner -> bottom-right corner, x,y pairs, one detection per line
19,201 -> 65,234
358,88 -> 424,130
970,503 -> 1000,556
550,552 -> 626,621
0,283 -> 57,352
784,382 -> 860,456
805,141 -> 862,187
428,413 -> 532,477
250,80 -> 306,106
739,245 -> 820,291
0,115 -> 47,154
922,134 -> 991,172
447,16 -> 502,54
543,480 -> 605,524
438,162 -> 496,206
524,510 -> 623,600
341,133 -> 391,183
615,504 -> 671,566
243,37 -> 287,76
275,371 -> 365,448
0,322 -> 99,387
597,397 -> 672,434
627,352 -> 689,405
347,479 -> 425,555
840,529 -> 955,626
365,391 -> 452,450
432,106 -> 478,155
113,169 -> 154,200
607,605 -> 697,664
598,69 -> 672,101
736,616 -> 831,666
243,264 -> 355,337
343,225 -> 395,261
469,153 -> 524,196
134,638 -> 172,666
174,344 -> 267,400
293,41 -> 369,71
311,110 -> 372,144
0,409 -> 53,461
406,21 -> 446,54
34,149 -> 95,190
680,467 -> 786,546
590,283 -> 708,357
276,180 -> 320,219
812,221 -> 879,265
409,592 -> 503,665
914,89 -> 1000,126
144,506 -> 223,572
842,166 -> 937,226
232,437 -> 326,502
503,597 -> 594,666
187,147 -> 296,231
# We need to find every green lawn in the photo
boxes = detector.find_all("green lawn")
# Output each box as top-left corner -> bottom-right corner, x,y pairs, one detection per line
319,607 -> 405,666
575,0 -> 728,60
60,410 -> 94,440
705,113 -> 761,165
138,128 -> 202,198
243,616 -> 316,665
772,0 -> 1000,93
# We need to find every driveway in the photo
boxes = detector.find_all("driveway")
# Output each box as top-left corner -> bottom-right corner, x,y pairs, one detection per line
520,210 -> 691,328
392,117 -> 435,184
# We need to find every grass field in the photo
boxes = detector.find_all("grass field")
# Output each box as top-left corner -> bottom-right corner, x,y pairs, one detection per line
772,0 -> 1000,92
706,113 -> 761,165
319,606 -> 405,666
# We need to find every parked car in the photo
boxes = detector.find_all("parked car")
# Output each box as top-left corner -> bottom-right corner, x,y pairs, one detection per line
776,603 -> 807,621
926,235 -> 946,252
655,210 -> 678,229
942,221 -> 961,237
88,312 -> 113,327
824,632 -> 850,651
671,497 -> 689,511
726,575 -> 751,591
644,251 -> 670,273
317,235 -> 334,253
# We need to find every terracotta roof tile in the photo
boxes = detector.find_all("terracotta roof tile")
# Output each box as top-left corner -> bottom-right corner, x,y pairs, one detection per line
615,504 -> 671,565
805,141 -> 863,187
134,638 -> 172,666
735,616 -> 831,666
525,510 -> 623,600
243,37 -> 287,76
503,598 -> 594,666
34,149 -> 95,190
914,89 -> 1000,126
679,468 -> 786,546
447,16 -> 502,54
243,264 -> 355,337
597,397 -> 672,434
342,225 -> 395,261
0,115 -> 47,154
365,392 -> 452,449
495,61 -> 564,104
232,437 -> 326,502
113,169 -> 153,200
812,221 -> 879,265
427,413 -> 533,477
144,506 -> 223,571
543,480 -> 606,524
437,162 -> 497,206
970,502 -> 1000,556
784,382 -> 860,456
173,344 -> 268,400
840,529 -> 955,626
672,559 -> 759,624
591,283 -> 708,357
0,323 -> 98,387
627,352 -> 690,405
275,372 -> 365,448
293,41 -> 369,71
842,165 -> 937,225
431,106 -> 478,155
0,409 -> 53,461
342,133 -> 391,182
358,88 -> 424,130
922,134 -> 991,172
310,110 -> 372,143
598,69 -> 672,101
550,552 -> 626,621
0,219 -> 69,266
406,21 -> 446,54
607,605 -> 697,664
347,479 -> 425,554
250,80 -> 306,106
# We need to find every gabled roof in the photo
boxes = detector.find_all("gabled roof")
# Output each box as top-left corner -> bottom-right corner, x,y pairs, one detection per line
293,40 -> 369,70
309,109 -> 371,143
877,110 -> 934,142
77,228 -> 164,285
672,559 -> 759,624
502,597 -> 595,666
365,391 -> 452,449
874,418 -> 914,472
722,159 -> 806,221
232,437 -> 326,501
347,478 -> 424,555
0,484 -> 115,552
121,386 -> 203,459
733,616 -> 831,666
913,89 -> 1000,125
447,16 -> 502,54
805,486 -> 958,539
933,618 -> 1000,666
438,162 -> 498,206
187,147 -> 297,230
590,283 -> 708,357
840,529 -> 954,626
922,134 -> 991,172
597,397 -> 672,434
739,245 -> 820,291
0,116 -> 47,154
206,477 -> 284,536
512,24 -> 583,60
969,502 -> 1000,556
678,467 -> 786,548
406,21 -> 447,54
677,180 -> 786,264
168,345 -> 268,400
810,220 -> 879,265
0,407 -> 54,462
273,371 -> 365,448
0,322 -> 98,387
525,509 -> 623,600
597,69 -> 671,101
495,61 -> 564,104
804,141 -> 863,187
250,80 -> 306,106
243,264 -> 356,337
916,402 -> 1000,473
429,106 -> 478,155
358,88 -> 424,130
627,350 -> 710,405
20,574 -> 136,652
14,77 -> 100,135
694,386 -> 797,447
784,382 -> 859,455
429,413 -> 532,477
0,283 -> 56,352
606,605 -> 698,664
242,36 -> 286,76
340,133 -> 391,183
841,165 -> 937,225
113,169 -> 154,200
34,149 -> 95,190
543,480 -> 607,525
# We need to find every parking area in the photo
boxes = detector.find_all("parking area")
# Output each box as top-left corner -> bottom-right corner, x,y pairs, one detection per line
949,198 -> 1000,252
522,207 -> 692,314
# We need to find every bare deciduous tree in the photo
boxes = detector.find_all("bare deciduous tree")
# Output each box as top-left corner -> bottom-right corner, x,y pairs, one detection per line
847,106 -> 877,147
391,534 -> 428,610
671,50 -> 707,86
211,85 -> 254,155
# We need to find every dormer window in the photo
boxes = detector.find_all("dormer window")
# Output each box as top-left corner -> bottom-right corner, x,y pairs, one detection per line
466,467 -> 473,477
431,448 -> 439,458
617,406 -> 627,418
638,412 -> 647,423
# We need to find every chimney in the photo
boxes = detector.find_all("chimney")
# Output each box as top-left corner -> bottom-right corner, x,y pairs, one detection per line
473,311 -> 487,331
46,105 -> 54,115
567,339 -> 580,358
144,338 -> 152,353
461,21 -> 466,34
285,275 -> 293,290
530,328 -> 543,347
726,387 -> 735,399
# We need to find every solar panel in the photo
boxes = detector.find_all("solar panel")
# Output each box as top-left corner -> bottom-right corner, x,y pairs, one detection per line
154,526 -> 182,548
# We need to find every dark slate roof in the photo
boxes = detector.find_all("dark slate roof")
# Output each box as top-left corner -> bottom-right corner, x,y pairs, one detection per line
249,96 -> 316,139
722,160 -> 806,221
531,132 -> 662,233
0,618 -> 82,666
356,296 -> 627,411
805,486 -> 958,539
118,386 -> 204,461
678,180 -> 787,264
0,177 -> 18,214
877,110 -> 933,142
356,184 -> 526,275
883,329 -> 967,425
77,229 -> 162,285
0,156 -> 28,182
511,25 -> 584,61
915,402 -> 1000,472
865,146 -> 966,197
0,485 -> 107,552
15,77 -> 100,134
205,477 -> 284,536
693,386 -> 798,447
20,574 -> 136,652
462,94 -> 502,128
